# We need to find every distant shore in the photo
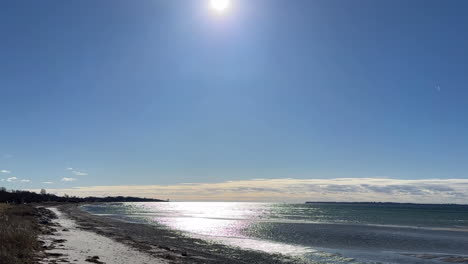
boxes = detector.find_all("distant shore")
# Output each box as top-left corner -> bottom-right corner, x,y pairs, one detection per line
305,201 -> 468,206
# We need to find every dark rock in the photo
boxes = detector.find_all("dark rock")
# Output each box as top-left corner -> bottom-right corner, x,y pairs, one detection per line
40,219 -> 51,225
85,256 -> 105,264
159,246 -> 171,251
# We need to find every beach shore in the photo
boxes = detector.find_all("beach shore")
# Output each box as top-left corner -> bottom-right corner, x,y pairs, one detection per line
38,207 -> 168,264
36,204 -> 306,264
3,203 -> 468,264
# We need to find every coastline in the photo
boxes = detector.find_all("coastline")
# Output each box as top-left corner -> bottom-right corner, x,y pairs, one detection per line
38,207 -> 167,264
67,203 -> 468,264
3,203 -> 468,263
46,204 -> 307,264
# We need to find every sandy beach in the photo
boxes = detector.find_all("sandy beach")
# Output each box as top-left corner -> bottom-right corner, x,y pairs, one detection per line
38,207 -> 168,264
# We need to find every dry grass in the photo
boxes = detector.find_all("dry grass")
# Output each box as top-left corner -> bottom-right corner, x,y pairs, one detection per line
0,204 -> 40,264
0,204 -> 9,213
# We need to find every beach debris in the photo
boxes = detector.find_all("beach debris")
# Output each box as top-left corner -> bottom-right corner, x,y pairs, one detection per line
85,255 -> 105,263
46,252 -> 64,257
53,238 -> 67,243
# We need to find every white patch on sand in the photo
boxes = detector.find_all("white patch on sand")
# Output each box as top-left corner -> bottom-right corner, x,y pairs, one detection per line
39,207 -> 168,264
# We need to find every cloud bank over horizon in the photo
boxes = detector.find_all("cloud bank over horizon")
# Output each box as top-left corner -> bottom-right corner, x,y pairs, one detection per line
31,178 -> 468,204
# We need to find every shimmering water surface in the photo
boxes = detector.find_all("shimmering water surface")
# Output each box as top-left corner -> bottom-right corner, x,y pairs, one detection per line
82,202 -> 468,264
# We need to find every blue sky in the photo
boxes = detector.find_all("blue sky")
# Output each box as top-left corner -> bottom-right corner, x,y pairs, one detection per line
1,0 -> 468,201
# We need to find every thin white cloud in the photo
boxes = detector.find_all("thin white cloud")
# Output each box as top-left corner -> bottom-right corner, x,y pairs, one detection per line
7,177 -> 17,182
20,179 -> 31,183
32,178 -> 468,204
0,179 -> 4,182
1,170 -> 11,174
42,181 -> 54,184
61,177 -> 77,182
72,171 -> 88,176
66,167 -> 88,176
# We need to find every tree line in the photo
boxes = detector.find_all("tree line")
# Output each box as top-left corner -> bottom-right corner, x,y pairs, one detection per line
0,187 -> 167,204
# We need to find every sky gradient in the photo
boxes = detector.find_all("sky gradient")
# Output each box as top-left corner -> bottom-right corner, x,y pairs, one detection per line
1,0 -> 468,202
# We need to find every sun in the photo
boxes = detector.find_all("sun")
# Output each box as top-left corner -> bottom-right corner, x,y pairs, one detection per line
210,0 -> 231,12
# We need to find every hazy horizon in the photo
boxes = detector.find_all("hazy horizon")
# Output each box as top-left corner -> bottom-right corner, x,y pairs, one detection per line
23,177 -> 468,204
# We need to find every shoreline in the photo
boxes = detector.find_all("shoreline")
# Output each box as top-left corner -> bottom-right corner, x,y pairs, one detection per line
3,203 -> 467,263
46,204 -> 307,264
69,203 -> 468,264
32,203 -> 468,264
38,207 -> 168,264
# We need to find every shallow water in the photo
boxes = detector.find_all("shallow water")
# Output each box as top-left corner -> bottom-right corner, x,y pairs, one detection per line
82,202 -> 468,263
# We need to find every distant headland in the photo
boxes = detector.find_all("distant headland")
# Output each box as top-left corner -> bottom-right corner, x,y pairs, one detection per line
0,187 -> 167,204
305,201 -> 468,206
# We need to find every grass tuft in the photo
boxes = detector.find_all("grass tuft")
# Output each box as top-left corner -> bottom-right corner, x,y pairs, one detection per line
0,204 -> 40,264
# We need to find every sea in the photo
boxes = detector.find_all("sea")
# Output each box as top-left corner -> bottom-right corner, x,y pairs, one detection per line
81,202 -> 468,264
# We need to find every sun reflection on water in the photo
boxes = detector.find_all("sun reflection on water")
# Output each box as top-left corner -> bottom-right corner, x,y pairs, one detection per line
140,202 -> 264,237
134,202 -> 315,256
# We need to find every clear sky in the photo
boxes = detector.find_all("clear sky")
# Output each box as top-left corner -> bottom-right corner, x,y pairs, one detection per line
1,0 -> 468,202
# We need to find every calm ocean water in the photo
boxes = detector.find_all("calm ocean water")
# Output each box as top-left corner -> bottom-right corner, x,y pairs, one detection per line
82,202 -> 468,264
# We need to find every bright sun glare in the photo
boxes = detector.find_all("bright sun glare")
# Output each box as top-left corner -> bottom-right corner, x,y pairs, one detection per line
210,0 -> 231,12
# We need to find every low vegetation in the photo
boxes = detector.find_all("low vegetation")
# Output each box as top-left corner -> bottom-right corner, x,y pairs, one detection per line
0,204 -> 40,264
0,187 -> 166,204
0,188 -> 166,263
